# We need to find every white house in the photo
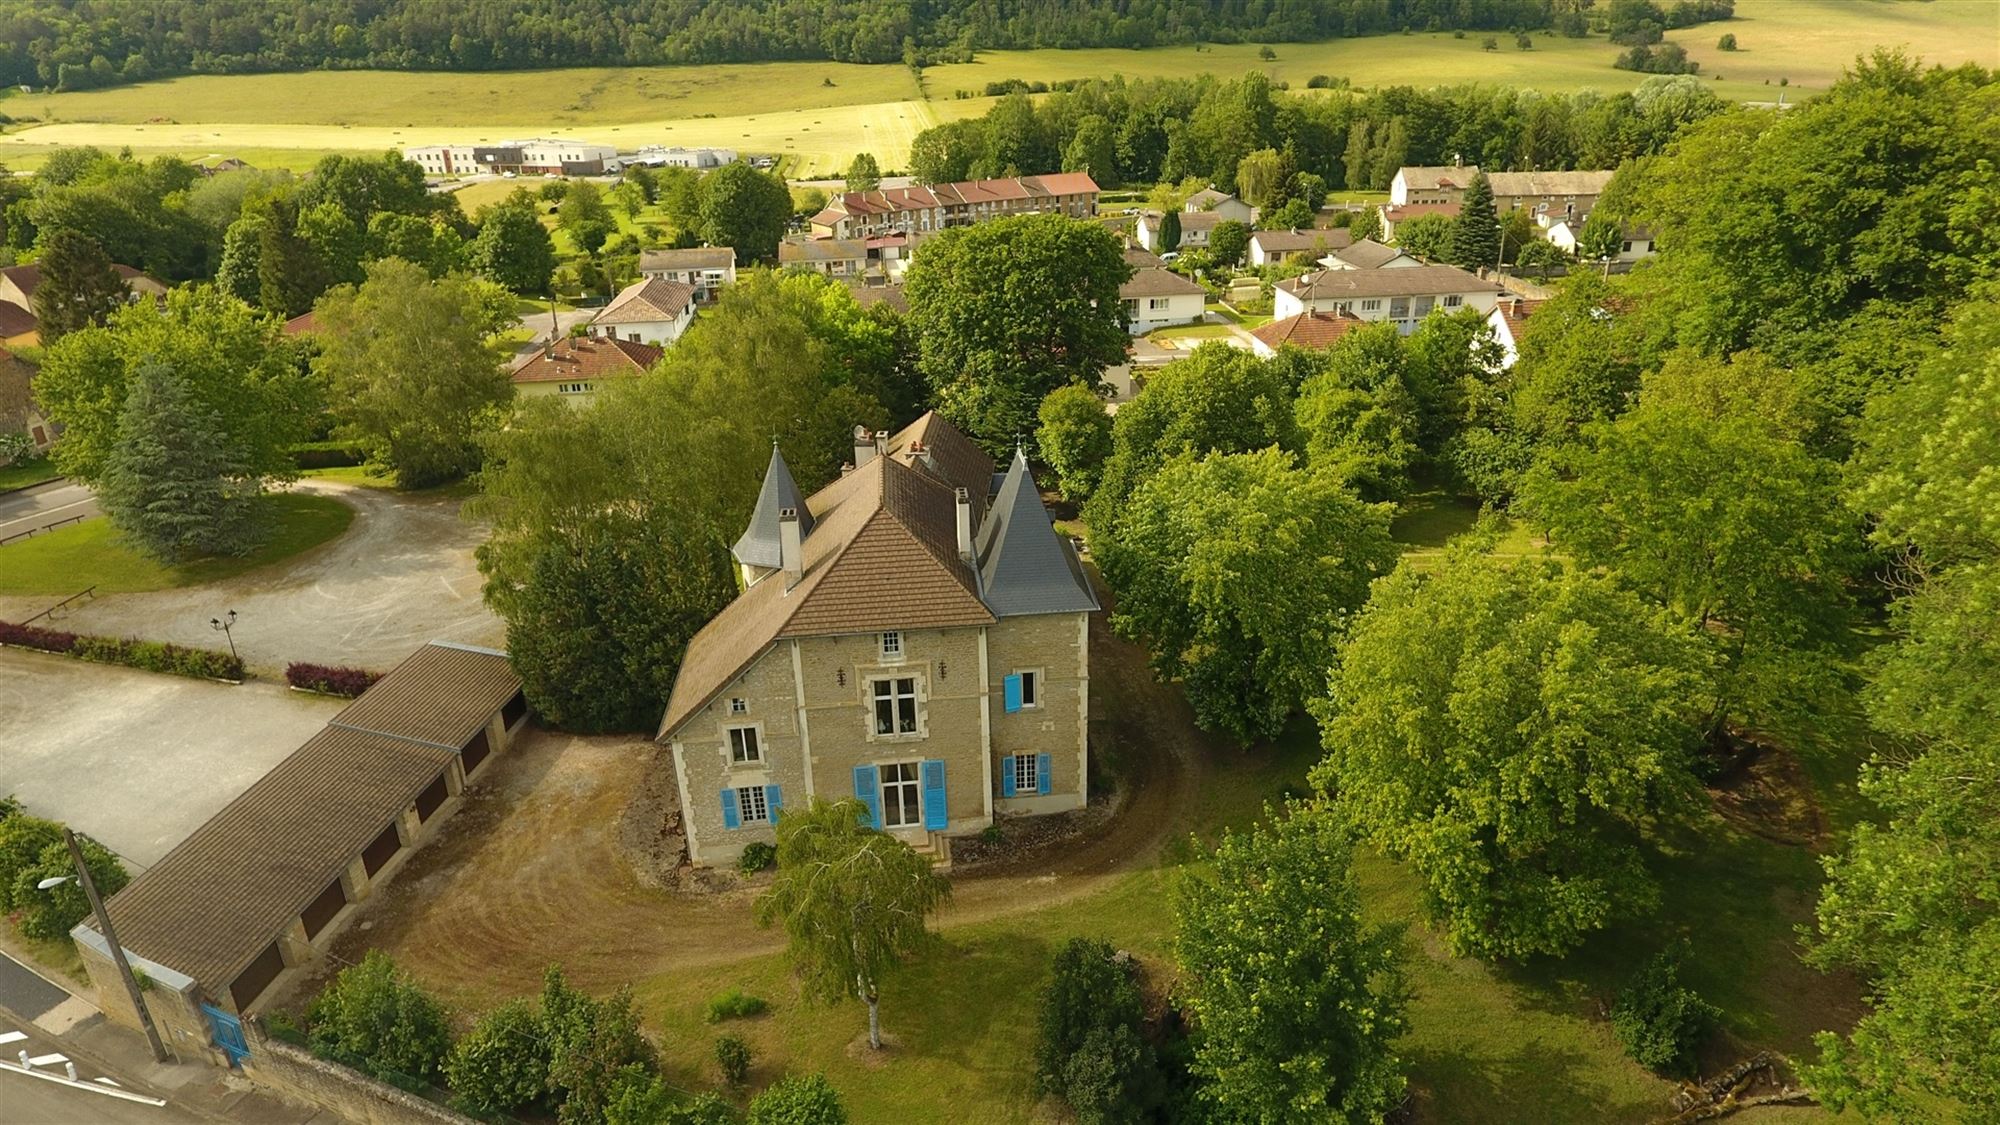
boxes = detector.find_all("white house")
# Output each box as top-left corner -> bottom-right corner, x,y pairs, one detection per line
1135,209 -> 1222,253
1120,259 -> 1207,335
639,247 -> 737,303
1185,188 -> 1256,225
1482,297 -> 1544,371
1273,264 -> 1501,331
589,277 -> 698,347
1248,227 -> 1351,267
1544,218 -> 1656,261
1389,163 -> 1481,206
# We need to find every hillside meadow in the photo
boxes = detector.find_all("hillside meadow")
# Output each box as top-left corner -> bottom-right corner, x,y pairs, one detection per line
0,0 -> 1988,176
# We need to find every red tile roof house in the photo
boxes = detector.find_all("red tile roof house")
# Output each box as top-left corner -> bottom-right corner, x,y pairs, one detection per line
1248,310 -> 1368,358
808,173 -> 1100,239
1483,295 -> 1546,370
588,276 -> 699,347
657,412 -> 1099,869
509,334 -> 662,406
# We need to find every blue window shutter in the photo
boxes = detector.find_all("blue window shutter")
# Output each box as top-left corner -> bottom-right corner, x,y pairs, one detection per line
922,759 -> 948,830
1004,674 -> 1023,713
852,765 -> 882,829
720,789 -> 741,829
765,785 -> 782,824
1036,753 -> 1052,795
1001,756 -> 1016,798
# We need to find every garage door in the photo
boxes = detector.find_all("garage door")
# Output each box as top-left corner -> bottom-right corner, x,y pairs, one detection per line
229,941 -> 287,1011
502,690 -> 528,728
361,822 -> 402,876
415,773 -> 450,822
462,727 -> 491,774
300,877 -> 347,938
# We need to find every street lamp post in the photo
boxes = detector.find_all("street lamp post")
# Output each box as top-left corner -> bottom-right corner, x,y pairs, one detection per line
41,829 -> 170,1063
209,609 -> 238,663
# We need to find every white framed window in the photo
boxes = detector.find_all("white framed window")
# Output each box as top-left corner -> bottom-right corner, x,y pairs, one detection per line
1361,298 -> 1383,312
729,697 -> 747,715
880,631 -> 903,661
1012,754 -> 1038,795
880,762 -> 921,828
728,725 -> 762,764
736,785 -> 769,824
1443,294 -> 1463,308
872,676 -> 920,736
1018,670 -> 1040,708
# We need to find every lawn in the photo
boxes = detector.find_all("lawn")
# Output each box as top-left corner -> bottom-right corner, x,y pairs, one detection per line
0,492 -> 352,595
1145,322 -> 1234,342
0,455 -> 60,492
1392,487 -> 1548,572
300,464 -> 477,499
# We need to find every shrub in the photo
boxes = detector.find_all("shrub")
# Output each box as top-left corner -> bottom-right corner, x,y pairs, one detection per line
705,988 -> 769,1023
1612,948 -> 1719,1077
307,950 -> 455,1083
738,841 -> 776,874
1257,45 -> 1276,60
1306,74 -> 1334,87
0,432 -> 34,466
747,1073 -> 847,1125
445,999 -> 550,1117
286,662 -> 383,697
0,622 -> 79,655
0,812 -> 63,911
11,833 -> 128,941
0,794 -> 21,821
290,440 -> 366,469
542,966 -> 658,1125
715,1034 -> 751,1086
1035,938 -> 1157,1120
606,1077 -> 733,1125
2,623 -> 243,680
1718,32 -> 1737,50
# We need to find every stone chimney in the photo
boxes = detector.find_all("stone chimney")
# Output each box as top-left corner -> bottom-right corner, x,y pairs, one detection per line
954,488 -> 975,564
853,425 -> 875,467
909,440 -> 934,470
779,508 -> 803,588
874,430 -> 889,457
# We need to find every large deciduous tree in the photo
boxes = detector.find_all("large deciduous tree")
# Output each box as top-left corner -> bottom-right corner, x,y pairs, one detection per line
558,180 -> 614,256
1035,384 -> 1112,502
30,228 -> 126,341
753,799 -> 950,1050
1175,807 -> 1408,1121
98,362 -> 261,561
699,163 -> 791,264
905,213 -> 1130,451
1098,448 -> 1395,744
311,258 -> 513,487
843,151 -> 881,192
1313,549 -> 1707,959
471,201 -> 558,296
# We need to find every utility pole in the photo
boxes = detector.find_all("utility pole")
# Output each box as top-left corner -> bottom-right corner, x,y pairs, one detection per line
66,829 -> 170,1064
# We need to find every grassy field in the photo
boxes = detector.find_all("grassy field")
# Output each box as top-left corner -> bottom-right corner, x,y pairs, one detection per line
0,456 -> 60,492
0,1 -> 1986,178
0,492 -> 352,595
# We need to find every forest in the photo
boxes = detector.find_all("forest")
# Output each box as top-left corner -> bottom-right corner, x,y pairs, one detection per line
0,0 -> 1729,92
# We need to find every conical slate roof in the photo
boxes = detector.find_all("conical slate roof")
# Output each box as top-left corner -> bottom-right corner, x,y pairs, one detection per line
976,448 -> 1100,617
731,443 -> 813,569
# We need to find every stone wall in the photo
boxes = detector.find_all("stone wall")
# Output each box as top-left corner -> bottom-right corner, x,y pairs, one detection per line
244,1028 -> 476,1125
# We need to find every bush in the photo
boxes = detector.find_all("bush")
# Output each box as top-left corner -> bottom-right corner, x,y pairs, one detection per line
0,812 -> 64,911
738,841 -> 776,874
606,1078 -> 733,1125
1612,948 -> 1719,1077
0,622 -> 79,655
1035,939 -> 1158,1121
290,440 -> 366,469
1,623 -> 243,680
715,1035 -> 751,1086
11,833 -> 128,941
541,966 -> 658,1124
747,1074 -> 847,1125
286,662 -> 383,697
1256,45 -> 1276,60
0,432 -> 34,467
307,950 -> 455,1083
705,988 -> 769,1023
1718,32 -> 1737,50
445,999 -> 550,1117
1306,74 -> 1334,88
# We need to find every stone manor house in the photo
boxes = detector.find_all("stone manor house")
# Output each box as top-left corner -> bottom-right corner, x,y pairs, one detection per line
656,413 -> 1098,867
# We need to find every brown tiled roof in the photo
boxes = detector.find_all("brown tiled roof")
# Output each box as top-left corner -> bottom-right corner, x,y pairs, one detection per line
1278,264 -> 1499,300
1252,228 -> 1353,256
1123,247 -> 1165,269
657,412 -> 995,738
593,277 -> 696,326
846,283 -> 907,313
1329,239 -> 1408,270
820,174 -> 1098,222
1383,202 -> 1461,222
281,311 -> 318,336
639,246 -> 735,271
510,335 -> 662,384
1,262 -> 153,303
1396,165 -> 1482,191
1252,311 -> 1366,351
1120,266 -> 1206,299
1486,170 -> 1613,198
781,238 -> 866,264
94,725 -> 457,993
1489,296 -> 1544,342
0,299 -> 35,337
1148,209 -> 1223,232
331,642 -> 523,748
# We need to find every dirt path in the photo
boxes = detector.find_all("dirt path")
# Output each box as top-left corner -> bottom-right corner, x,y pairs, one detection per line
305,602 -> 1217,1009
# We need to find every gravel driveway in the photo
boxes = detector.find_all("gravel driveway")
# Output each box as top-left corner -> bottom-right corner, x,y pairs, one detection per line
0,480 -> 504,674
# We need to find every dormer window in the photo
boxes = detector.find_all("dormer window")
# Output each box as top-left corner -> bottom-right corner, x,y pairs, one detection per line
880,631 -> 903,661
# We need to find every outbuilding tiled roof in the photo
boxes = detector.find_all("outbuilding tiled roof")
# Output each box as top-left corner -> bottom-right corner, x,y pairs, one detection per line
593,276 -> 696,326
1278,264 -> 1498,301
1120,267 -> 1205,299
1252,310 -> 1366,351
1486,170 -> 1614,197
1328,239 -> 1410,270
330,641 -> 525,749
781,238 -> 867,264
509,336 -> 662,384
639,246 -> 735,271
1251,228 -> 1352,257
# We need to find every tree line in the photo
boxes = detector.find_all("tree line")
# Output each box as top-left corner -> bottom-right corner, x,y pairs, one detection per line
1,0 -> 1607,92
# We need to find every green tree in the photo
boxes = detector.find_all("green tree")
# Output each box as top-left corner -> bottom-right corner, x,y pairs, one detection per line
1234,148 -> 1284,207
11,833 -> 127,942
1154,207 -> 1181,254
312,258 -> 513,487
444,1000 -> 551,1118
753,799 -> 950,1050
747,1074 -> 847,1125
1295,325 -> 1425,501
700,163 -> 792,264
1099,448 -> 1395,744
258,196 -> 329,317
98,362 -> 261,561
472,201 -> 558,295
1175,807 -> 1407,1121
844,151 -> 881,192
1060,115 -> 1117,184
368,212 -> 465,277
559,181 -> 615,256
1035,384 -> 1113,502
216,214 -> 264,302
307,951 -> 454,1082
1207,218 -> 1249,267
540,967 -> 658,1125
1349,205 -> 1382,244
297,199 -> 367,287
1391,211 -> 1454,262
905,213 -> 1130,450
1034,938 -> 1157,1123
1449,171 -> 1501,271
1313,548 -> 1707,958
29,228 -> 126,341
36,284 -> 313,486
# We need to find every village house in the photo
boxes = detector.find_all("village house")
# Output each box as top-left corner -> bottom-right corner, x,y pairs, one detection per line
657,414 -> 1098,869
780,237 -> 869,278
0,347 -> 56,454
808,173 -> 1100,239
639,247 -> 737,303
588,276 -> 698,347
0,263 -> 167,346
1320,238 -> 1420,271
1389,163 -> 1481,206
1544,218 -> 1657,261
1273,263 -> 1501,328
1184,188 -> 1256,224
1134,208 -> 1222,253
1248,227 -> 1352,268
1483,296 -> 1545,370
1378,202 -> 1460,244
1248,310 -> 1367,358
509,334 -> 662,405
1120,248 -> 1206,334
1391,162 -> 1615,222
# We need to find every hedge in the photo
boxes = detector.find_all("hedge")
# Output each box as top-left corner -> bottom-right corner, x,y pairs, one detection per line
0,622 -> 244,681
286,662 -> 382,698
291,440 -> 367,470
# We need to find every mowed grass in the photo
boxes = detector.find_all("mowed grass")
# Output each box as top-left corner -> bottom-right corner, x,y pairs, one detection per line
0,456 -> 61,492
0,492 -> 352,595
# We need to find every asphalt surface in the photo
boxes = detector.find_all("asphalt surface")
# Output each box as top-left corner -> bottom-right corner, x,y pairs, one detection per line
0,952 -> 67,1022
0,480 -> 96,543
1,953 -> 197,1124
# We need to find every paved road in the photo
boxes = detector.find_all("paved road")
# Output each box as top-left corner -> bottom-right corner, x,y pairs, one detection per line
1,954 -> 194,1124
513,306 -> 594,350
0,479 -> 95,543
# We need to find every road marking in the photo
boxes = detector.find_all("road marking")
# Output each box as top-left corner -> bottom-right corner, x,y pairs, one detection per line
0,1031 -> 25,1045
25,1052 -> 67,1066
96,1076 -> 122,1087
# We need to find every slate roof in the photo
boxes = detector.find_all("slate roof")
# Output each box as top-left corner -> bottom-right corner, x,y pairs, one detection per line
1251,227 -> 1352,256
639,246 -> 735,271
593,277 -> 696,326
976,448 -> 1100,617
1252,310 -> 1366,351
0,300 -> 35,337
732,443 -> 814,570
1486,170 -> 1614,197
1120,267 -> 1206,299
509,336 -> 662,384
1328,239 -> 1410,270
1278,263 -> 1499,301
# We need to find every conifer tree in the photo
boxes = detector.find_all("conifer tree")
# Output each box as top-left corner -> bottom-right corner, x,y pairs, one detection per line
31,228 -> 126,342
1450,171 -> 1501,272
98,361 -> 260,560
